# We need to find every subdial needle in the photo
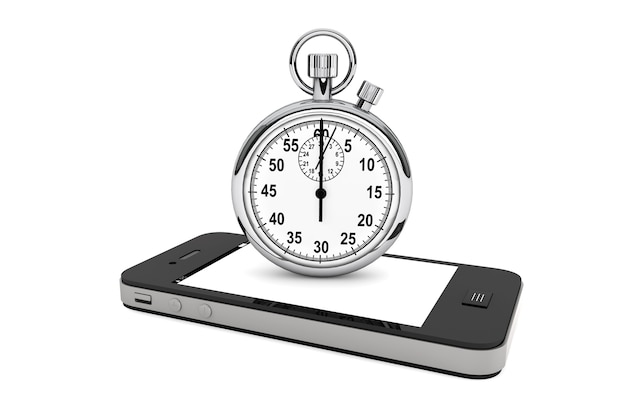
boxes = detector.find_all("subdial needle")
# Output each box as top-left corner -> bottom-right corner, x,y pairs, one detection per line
315,126 -> 336,170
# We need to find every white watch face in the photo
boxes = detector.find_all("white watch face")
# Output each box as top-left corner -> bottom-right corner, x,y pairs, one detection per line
242,110 -> 400,266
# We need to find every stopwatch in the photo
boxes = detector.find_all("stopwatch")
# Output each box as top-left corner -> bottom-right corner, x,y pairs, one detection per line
232,29 -> 412,276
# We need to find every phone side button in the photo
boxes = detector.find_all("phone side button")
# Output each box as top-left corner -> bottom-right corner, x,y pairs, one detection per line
169,298 -> 182,312
199,304 -> 212,319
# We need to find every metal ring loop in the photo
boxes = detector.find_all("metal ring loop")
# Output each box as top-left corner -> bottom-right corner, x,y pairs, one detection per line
289,29 -> 357,96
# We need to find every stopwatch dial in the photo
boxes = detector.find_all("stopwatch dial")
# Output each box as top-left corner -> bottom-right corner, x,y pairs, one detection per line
249,116 -> 393,263
298,137 -> 345,181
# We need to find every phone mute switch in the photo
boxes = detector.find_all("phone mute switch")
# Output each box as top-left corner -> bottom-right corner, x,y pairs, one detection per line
134,293 -> 152,305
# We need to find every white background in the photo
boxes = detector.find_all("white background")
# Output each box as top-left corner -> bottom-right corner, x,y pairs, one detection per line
1,1 -> 624,415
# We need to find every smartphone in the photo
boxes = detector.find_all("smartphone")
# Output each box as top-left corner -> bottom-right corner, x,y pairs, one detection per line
120,233 -> 522,378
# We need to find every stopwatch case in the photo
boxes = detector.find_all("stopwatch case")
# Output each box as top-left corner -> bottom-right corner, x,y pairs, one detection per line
232,99 -> 412,276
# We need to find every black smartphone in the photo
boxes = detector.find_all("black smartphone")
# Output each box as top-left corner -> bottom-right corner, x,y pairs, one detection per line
120,232 -> 522,378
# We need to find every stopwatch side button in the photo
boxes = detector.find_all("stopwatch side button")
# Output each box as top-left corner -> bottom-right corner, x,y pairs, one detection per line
356,80 -> 384,112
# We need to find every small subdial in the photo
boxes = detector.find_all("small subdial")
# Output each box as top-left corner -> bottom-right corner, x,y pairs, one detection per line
298,137 -> 345,181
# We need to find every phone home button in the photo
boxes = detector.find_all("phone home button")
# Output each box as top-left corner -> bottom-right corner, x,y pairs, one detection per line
462,290 -> 492,308
169,298 -> 182,312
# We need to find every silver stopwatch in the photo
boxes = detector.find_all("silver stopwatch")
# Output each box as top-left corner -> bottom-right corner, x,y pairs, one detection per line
232,29 -> 412,276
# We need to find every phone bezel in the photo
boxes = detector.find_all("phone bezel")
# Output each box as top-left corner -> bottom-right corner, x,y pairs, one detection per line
121,233 -> 522,350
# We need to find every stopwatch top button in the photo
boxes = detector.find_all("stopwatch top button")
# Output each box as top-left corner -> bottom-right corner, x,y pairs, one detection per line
358,81 -> 383,105
308,54 -> 338,78
356,80 -> 384,112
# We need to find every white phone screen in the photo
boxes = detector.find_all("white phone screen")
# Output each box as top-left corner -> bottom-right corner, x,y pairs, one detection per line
179,244 -> 457,327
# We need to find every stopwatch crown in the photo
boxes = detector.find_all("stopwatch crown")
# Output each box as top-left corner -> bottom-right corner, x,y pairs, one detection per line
308,54 -> 338,79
